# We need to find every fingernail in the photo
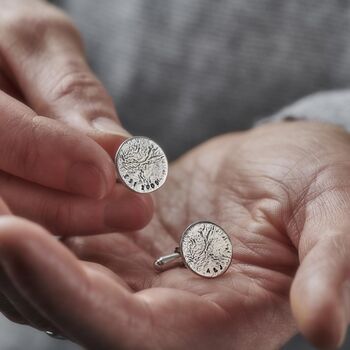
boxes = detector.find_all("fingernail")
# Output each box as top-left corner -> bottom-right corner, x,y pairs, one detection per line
92,117 -> 131,137
67,162 -> 108,199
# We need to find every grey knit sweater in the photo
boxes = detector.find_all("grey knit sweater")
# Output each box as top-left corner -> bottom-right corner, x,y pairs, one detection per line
2,1 -> 350,349
54,0 -> 350,160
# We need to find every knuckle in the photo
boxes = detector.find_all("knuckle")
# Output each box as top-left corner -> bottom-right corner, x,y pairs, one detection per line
39,199 -> 74,236
48,67 -> 108,104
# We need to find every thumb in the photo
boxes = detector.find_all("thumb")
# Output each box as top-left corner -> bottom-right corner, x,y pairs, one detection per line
290,195 -> 350,349
1,4 -> 129,157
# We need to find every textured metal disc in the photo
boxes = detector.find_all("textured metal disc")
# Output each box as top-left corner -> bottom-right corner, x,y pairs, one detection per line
180,221 -> 233,278
115,136 -> 168,193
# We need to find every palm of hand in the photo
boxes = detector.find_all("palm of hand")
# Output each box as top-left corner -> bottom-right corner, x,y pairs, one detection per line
64,121 -> 350,350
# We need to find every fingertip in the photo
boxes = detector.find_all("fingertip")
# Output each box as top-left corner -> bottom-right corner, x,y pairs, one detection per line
67,162 -> 111,199
68,115 -> 131,158
65,130 -> 128,199
104,186 -> 154,231
291,280 -> 346,350
89,130 -> 129,159
70,144 -> 117,200
91,117 -> 131,138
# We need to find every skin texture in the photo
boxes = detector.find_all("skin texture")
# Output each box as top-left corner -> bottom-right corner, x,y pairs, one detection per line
0,121 -> 350,349
0,0 -> 154,235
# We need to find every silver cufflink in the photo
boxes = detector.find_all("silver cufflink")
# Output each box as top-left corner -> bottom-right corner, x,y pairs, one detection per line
115,136 -> 168,193
115,139 -> 232,278
154,221 -> 233,278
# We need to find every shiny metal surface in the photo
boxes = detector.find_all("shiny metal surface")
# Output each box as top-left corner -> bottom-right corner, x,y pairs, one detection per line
115,136 -> 168,193
180,221 -> 232,278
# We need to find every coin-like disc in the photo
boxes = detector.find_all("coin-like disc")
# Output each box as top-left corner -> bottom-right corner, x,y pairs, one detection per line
180,221 -> 233,278
115,136 -> 168,193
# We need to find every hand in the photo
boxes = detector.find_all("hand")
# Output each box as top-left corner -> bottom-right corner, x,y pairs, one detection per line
0,121 -> 349,349
0,0 -> 153,235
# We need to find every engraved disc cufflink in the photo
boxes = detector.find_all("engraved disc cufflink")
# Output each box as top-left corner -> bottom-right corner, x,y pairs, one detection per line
115,136 -> 168,193
154,221 -> 233,278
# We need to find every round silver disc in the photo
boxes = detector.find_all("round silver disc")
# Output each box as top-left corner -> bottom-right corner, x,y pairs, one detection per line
115,136 -> 168,193
180,221 -> 233,278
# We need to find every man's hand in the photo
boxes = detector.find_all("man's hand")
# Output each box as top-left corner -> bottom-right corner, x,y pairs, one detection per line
0,0 -> 153,235
0,121 -> 349,349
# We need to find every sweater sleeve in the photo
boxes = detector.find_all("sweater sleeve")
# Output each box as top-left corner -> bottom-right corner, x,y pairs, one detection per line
259,90 -> 350,130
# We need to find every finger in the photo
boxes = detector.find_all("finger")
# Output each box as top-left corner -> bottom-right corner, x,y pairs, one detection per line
0,91 -> 116,199
0,57 -> 23,101
1,5 -> 154,221
64,234 -> 156,290
0,171 -> 153,235
0,199 -> 29,326
0,267 -> 54,330
0,197 -> 11,215
0,216 -> 151,349
289,190 -> 350,349
0,201 -> 40,327
1,3 -> 129,157
0,289 -> 27,325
